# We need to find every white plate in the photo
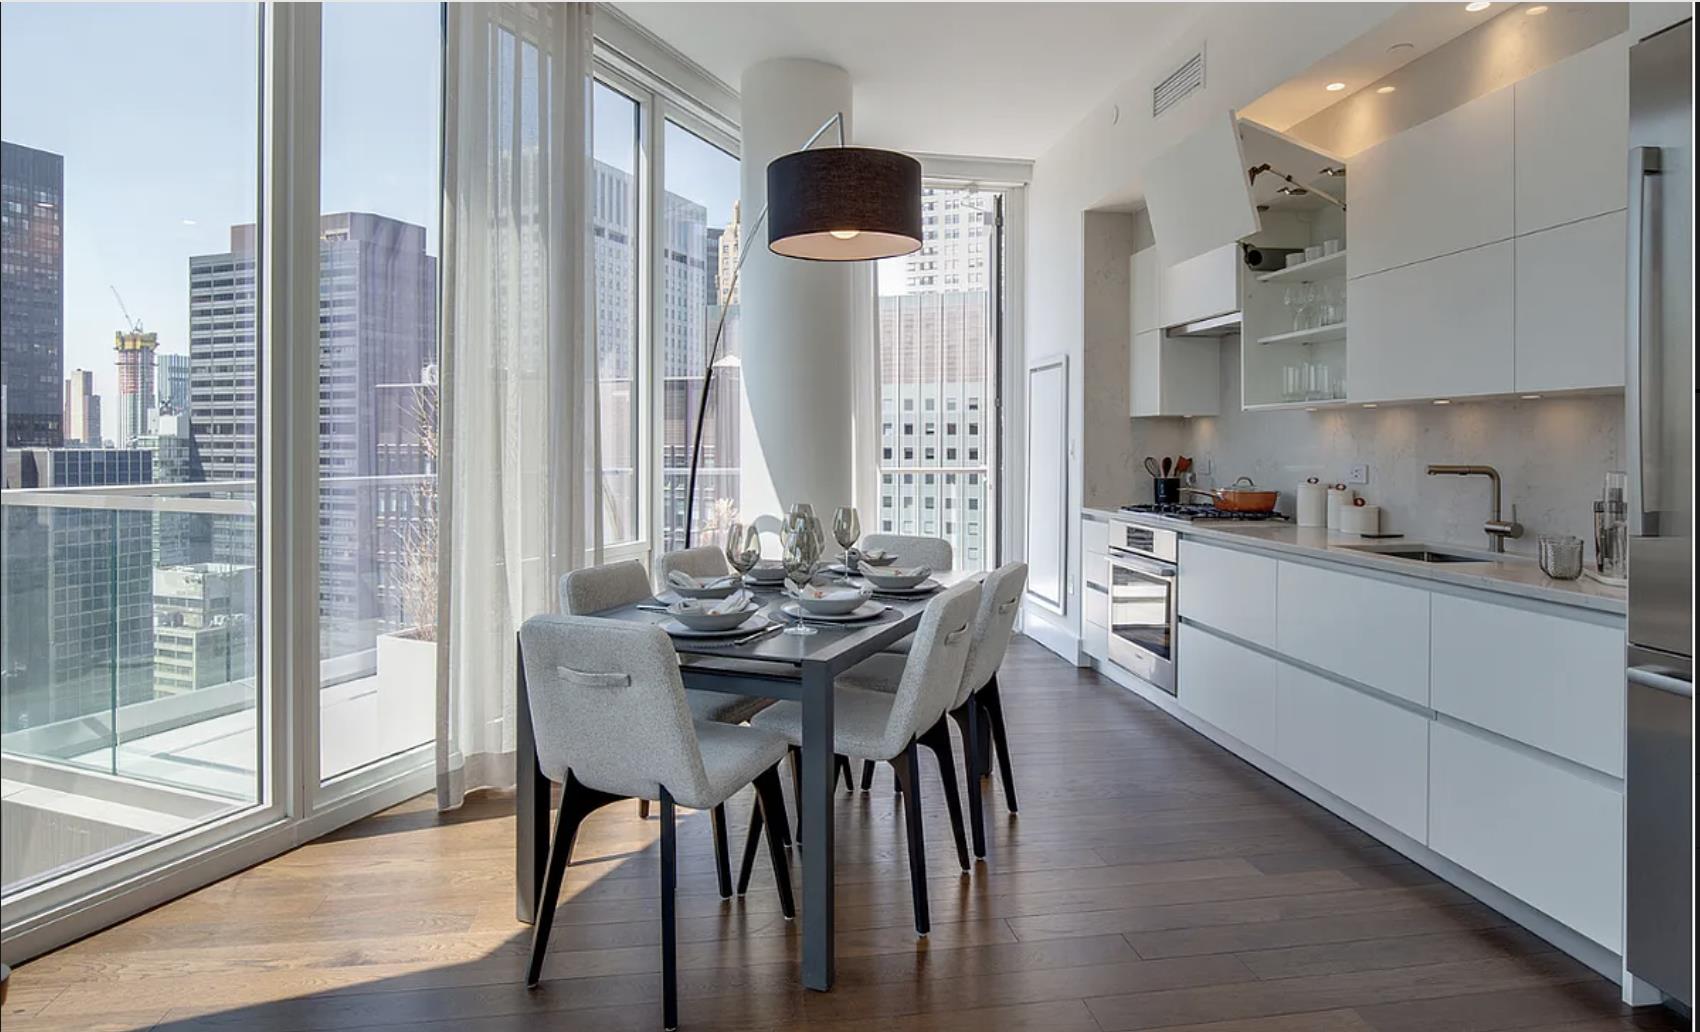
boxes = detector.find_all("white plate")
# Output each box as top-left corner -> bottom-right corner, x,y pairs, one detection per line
660,612 -> 771,638
863,578 -> 942,596
778,601 -> 887,623
743,571 -> 787,586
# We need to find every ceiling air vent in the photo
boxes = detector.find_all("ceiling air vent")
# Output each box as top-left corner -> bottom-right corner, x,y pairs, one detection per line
1153,49 -> 1205,118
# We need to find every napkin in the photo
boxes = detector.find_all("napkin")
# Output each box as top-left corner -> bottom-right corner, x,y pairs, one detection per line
793,582 -> 871,602
667,570 -> 738,590
671,589 -> 751,615
866,565 -> 929,579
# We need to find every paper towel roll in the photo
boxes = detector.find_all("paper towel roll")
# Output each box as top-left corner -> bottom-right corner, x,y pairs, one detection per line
1326,487 -> 1356,529
1341,503 -> 1380,536
1297,482 -> 1327,527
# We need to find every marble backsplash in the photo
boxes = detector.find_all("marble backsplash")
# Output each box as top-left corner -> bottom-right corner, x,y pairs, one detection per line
1171,340 -> 1624,558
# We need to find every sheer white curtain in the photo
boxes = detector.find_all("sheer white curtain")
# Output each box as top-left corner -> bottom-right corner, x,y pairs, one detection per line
436,2 -> 600,809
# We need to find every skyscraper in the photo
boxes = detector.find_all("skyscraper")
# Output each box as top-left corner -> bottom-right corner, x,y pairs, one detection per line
156,353 -> 191,417
113,328 -> 159,447
1,141 -> 65,447
63,368 -> 101,446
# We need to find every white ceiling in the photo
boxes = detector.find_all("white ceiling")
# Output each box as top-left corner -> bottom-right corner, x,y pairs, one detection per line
613,2 -> 1193,160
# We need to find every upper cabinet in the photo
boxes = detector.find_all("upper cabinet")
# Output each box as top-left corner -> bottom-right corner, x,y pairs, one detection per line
1352,241 -> 1515,402
1143,111 -> 1262,265
1514,38 -> 1630,235
1158,243 -> 1242,328
1130,248 -> 1220,418
1348,88 -> 1514,278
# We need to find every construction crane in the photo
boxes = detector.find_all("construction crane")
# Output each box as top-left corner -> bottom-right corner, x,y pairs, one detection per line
110,285 -> 144,333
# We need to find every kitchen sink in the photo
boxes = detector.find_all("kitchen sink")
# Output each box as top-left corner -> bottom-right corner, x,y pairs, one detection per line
1342,545 -> 1488,564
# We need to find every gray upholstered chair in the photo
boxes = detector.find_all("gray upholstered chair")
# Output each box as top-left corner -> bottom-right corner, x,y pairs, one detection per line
851,562 -> 1027,858
559,560 -> 775,891
652,545 -> 731,591
518,615 -> 794,1030
860,532 -> 952,572
746,580 -> 982,935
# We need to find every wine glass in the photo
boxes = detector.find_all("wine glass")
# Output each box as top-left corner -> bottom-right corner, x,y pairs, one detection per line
781,528 -> 819,636
724,522 -> 760,578
832,506 -> 860,559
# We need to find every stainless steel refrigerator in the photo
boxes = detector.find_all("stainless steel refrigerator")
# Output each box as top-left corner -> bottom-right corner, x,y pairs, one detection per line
1623,15 -> 1693,1012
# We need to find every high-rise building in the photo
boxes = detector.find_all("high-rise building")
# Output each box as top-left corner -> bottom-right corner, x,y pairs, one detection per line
156,353 -> 191,418
113,329 -> 159,447
152,563 -> 255,697
135,412 -> 210,567
715,199 -> 742,304
1,447 -> 155,731
2,141 -> 65,448
902,188 -> 993,294
190,214 -> 436,658
63,368 -> 101,446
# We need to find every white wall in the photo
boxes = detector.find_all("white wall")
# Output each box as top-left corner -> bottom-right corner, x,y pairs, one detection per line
1021,3 -> 1402,655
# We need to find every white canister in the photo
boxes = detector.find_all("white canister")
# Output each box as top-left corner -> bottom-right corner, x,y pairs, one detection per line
1341,502 -> 1380,536
1296,479 -> 1328,527
1326,485 -> 1356,529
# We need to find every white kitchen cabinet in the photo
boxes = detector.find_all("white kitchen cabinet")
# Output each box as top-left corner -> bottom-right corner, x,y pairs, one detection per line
1130,328 -> 1220,418
1350,240 -> 1515,402
1178,623 -> 1278,757
1158,242 -> 1242,329
1514,38 -> 1629,235
1275,560 -> 1430,706
1431,592 -> 1626,777
1514,210 -> 1628,393
1276,661 -> 1428,841
1177,540 -> 1277,648
1142,110 -> 1262,266
1430,722 -> 1624,951
1348,86 -> 1514,278
1131,248 -> 1160,334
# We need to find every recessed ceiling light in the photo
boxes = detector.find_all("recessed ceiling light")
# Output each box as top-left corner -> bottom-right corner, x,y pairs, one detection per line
1388,42 -> 1416,54
1433,399 -> 1452,405
1376,85 -> 1398,95
1326,81 -> 1347,92
1465,1 -> 1492,11
1526,4 -> 1548,12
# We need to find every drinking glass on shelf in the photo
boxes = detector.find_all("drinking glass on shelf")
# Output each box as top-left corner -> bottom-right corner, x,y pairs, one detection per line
1284,285 -> 1302,332
782,528 -> 820,636
724,522 -> 761,578
832,506 -> 860,556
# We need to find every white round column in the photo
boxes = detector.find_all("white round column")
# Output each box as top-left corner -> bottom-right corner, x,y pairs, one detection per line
737,58 -> 857,530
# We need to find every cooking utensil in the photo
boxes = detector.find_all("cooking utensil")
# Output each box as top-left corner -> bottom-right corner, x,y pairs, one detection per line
1143,457 -> 1163,478
1161,457 -> 1173,477
1175,456 -> 1192,474
1183,476 -> 1281,513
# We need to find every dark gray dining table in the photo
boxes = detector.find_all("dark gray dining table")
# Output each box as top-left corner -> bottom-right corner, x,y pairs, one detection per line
514,572 -> 961,992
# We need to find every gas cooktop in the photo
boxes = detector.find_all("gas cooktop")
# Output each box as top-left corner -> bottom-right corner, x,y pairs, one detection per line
1120,503 -> 1289,523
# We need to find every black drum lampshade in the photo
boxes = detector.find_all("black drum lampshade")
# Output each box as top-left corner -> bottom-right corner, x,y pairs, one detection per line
766,146 -> 923,261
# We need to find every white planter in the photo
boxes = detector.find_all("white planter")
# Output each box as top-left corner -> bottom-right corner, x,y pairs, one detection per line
375,630 -> 437,757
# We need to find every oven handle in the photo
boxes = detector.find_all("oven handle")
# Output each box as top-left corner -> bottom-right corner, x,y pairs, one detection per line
1108,551 -> 1177,581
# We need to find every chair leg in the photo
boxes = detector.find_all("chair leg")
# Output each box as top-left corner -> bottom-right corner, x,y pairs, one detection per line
918,716 -> 971,873
890,743 -> 930,936
752,766 -> 796,919
949,698 -> 987,860
659,788 -> 679,1032
788,744 -> 804,843
980,676 -> 1018,813
835,754 -> 854,792
527,773 -> 625,988
859,758 -> 876,791
736,797 -> 763,897
710,803 -> 732,900
638,799 -> 650,820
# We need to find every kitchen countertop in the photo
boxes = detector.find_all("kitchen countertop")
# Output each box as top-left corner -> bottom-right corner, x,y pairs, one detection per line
1083,506 -> 1627,616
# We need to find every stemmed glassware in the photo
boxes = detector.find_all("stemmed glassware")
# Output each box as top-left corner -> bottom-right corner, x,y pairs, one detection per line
832,506 -> 860,561
723,522 -> 761,579
781,526 -> 820,636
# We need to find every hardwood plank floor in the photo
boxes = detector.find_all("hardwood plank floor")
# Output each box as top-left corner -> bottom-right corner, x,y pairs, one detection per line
4,638 -> 1687,1032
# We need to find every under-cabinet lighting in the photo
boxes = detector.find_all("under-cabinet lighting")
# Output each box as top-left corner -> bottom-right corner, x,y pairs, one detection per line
1376,85 -> 1398,95
1526,4 -> 1549,13
1521,394 -> 1543,399
1326,81 -> 1347,92
1433,399 -> 1452,405
1362,403 -> 1378,408
1465,2 -> 1492,12
1305,407 -> 1318,412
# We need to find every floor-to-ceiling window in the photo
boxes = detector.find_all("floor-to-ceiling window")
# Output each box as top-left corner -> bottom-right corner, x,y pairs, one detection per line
876,185 -> 1004,571
2,0 -> 265,907
316,1 -> 442,781
592,82 -> 643,548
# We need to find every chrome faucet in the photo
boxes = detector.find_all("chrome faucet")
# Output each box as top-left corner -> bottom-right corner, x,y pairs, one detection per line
1426,464 -> 1523,552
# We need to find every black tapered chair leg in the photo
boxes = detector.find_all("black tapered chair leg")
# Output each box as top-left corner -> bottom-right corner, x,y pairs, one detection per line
918,717 -> 971,872
752,767 -> 796,919
949,698 -> 987,859
710,803 -> 732,900
859,759 -> 876,791
735,797 -> 764,896
527,773 -> 625,988
891,743 -> 930,936
787,744 -> 804,842
835,754 -> 854,792
980,676 -> 1018,813
659,789 -> 679,1031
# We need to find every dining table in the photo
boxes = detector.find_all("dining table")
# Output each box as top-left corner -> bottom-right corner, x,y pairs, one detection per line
514,569 -> 966,992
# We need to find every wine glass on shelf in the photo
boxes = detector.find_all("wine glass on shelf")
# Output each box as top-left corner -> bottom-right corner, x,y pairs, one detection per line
832,506 -> 860,561
724,522 -> 760,579
782,528 -> 819,636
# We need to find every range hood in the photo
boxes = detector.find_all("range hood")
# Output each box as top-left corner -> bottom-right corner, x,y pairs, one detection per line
1168,311 -> 1242,337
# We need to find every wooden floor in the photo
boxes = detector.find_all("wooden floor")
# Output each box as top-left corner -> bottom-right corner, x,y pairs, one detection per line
5,638 -> 1689,1032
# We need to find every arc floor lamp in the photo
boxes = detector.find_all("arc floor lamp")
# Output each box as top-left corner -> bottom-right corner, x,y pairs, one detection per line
682,112 -> 922,547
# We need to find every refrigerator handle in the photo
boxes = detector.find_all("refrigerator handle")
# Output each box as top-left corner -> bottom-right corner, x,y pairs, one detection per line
1629,664 -> 1694,700
1625,145 -> 1662,536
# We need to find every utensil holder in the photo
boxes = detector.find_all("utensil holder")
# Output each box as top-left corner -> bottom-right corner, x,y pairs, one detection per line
1538,535 -> 1584,580
1153,477 -> 1181,505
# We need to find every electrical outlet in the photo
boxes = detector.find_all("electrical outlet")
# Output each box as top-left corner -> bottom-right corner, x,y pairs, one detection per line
1196,457 -> 1213,476
1347,464 -> 1369,485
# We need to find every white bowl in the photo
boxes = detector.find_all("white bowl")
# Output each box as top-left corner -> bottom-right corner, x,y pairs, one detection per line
793,582 -> 873,616
855,549 -> 898,568
744,562 -> 786,584
668,601 -> 757,632
862,565 -> 930,590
